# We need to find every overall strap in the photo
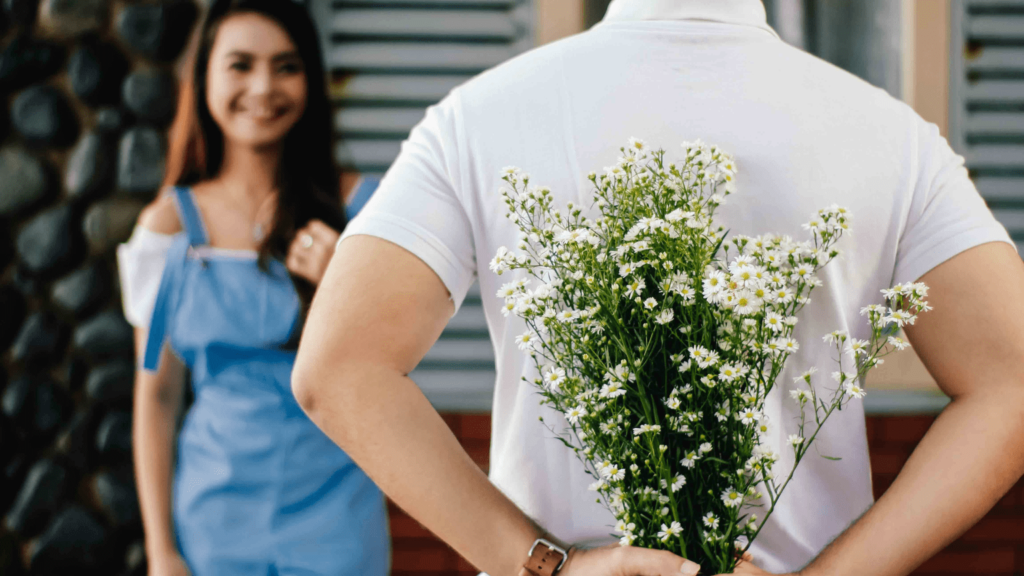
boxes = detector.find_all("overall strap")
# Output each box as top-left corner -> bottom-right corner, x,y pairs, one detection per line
142,237 -> 189,371
171,186 -> 209,246
345,174 -> 381,220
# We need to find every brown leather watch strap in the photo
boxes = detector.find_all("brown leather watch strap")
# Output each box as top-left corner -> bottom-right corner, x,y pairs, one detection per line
517,542 -> 572,576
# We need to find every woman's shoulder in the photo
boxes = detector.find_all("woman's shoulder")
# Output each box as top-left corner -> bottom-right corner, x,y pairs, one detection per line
137,187 -> 184,235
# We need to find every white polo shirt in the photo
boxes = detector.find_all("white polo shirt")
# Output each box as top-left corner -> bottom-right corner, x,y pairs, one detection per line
339,0 -> 1013,571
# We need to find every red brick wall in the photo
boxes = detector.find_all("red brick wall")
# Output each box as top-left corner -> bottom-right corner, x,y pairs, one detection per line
390,414 -> 1024,575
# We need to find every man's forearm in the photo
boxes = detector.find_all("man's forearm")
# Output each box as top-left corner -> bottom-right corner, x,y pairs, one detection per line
800,389 -> 1024,576
293,361 -> 543,576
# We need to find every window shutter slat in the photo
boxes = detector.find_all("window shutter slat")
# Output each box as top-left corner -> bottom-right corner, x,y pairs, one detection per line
317,0 -> 534,411
332,9 -> 520,39
332,74 -> 474,103
951,0 -> 1024,256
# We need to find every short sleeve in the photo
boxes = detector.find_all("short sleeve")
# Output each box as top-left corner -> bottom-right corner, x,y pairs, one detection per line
893,118 -> 1016,284
116,226 -> 175,329
338,92 -> 477,313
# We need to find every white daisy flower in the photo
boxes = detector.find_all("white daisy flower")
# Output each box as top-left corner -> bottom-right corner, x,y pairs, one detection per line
565,406 -> 587,424
624,278 -> 646,298
681,451 -> 699,468
844,382 -> 867,399
514,332 -> 535,351
543,368 -> 566,391
670,475 -> 686,492
887,335 -> 910,350
658,521 -> 684,542
721,489 -> 744,508
702,513 -> 720,530
655,309 -> 675,325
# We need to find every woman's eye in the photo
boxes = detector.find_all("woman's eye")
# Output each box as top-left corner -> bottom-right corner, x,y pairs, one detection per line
278,62 -> 302,75
230,61 -> 251,72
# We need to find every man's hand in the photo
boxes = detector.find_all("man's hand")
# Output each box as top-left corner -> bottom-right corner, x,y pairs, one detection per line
713,553 -> 777,576
563,545 -> 701,576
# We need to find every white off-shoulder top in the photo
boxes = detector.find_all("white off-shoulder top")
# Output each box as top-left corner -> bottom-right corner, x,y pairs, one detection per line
116,226 -> 175,329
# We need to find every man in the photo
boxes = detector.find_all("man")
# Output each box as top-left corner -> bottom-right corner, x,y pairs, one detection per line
291,1 -> 1024,574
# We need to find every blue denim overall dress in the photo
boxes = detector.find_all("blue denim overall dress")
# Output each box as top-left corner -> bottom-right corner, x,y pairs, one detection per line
143,187 -> 389,575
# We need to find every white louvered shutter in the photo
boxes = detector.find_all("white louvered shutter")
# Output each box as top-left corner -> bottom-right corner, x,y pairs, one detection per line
950,0 -> 1024,255
308,0 -> 536,410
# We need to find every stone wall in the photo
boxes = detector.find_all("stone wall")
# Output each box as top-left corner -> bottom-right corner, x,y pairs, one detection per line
0,1 -> 198,573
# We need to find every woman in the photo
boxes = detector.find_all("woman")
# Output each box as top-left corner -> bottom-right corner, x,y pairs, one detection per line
116,1 -> 388,574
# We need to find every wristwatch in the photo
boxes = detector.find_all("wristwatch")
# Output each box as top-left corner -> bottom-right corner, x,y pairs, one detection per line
518,538 -> 570,576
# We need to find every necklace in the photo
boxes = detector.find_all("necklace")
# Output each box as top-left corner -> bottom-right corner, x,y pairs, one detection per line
253,221 -> 267,242
215,181 -> 278,243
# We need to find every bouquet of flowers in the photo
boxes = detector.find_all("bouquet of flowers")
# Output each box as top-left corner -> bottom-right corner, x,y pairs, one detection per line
489,139 -> 930,573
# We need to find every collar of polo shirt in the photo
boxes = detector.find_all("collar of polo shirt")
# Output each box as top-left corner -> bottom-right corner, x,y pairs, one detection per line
600,0 -> 780,39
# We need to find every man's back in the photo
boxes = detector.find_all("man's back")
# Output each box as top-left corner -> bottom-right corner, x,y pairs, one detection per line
340,1 -> 1011,572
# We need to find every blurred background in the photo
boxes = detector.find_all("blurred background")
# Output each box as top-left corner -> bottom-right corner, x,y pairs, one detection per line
0,0 -> 1020,574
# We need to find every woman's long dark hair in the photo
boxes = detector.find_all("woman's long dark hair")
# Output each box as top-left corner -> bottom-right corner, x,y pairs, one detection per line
164,0 -> 345,312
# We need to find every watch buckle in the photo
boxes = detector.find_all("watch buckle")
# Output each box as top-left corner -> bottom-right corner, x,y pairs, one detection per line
528,538 -> 568,571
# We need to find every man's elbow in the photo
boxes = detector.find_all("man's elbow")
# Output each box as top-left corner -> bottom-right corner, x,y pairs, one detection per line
291,351 -> 325,416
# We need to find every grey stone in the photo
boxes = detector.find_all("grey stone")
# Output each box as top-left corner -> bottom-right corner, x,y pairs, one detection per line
10,265 -> 39,297
0,223 -> 10,270
0,532 -> 20,576
3,458 -> 67,535
68,41 -> 126,107
16,204 -> 82,278
0,372 -> 30,423
0,36 -> 64,92
125,540 -> 146,573
116,2 -> 197,62
9,313 -> 65,366
64,356 -> 88,391
93,470 -> 138,527
0,147 -> 50,216
50,262 -> 109,317
117,126 -> 165,196
2,455 -> 27,503
65,131 -> 113,201
83,198 -> 145,255
11,85 -> 79,148
1,374 -> 70,437
4,0 -> 37,29
27,506 -> 108,572
54,409 -> 91,470
122,69 -> 175,124
95,411 -> 131,456
73,309 -> 133,359
40,0 -> 108,37
0,286 -> 25,355
0,222 -> 10,270
85,359 -> 133,404
94,107 -> 124,134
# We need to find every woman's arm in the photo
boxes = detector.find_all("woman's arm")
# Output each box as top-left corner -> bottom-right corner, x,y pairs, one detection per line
132,329 -> 190,573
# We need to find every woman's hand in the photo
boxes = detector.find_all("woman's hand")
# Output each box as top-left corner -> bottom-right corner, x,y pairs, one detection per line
560,545 -> 702,576
148,551 -> 191,576
286,219 -> 340,285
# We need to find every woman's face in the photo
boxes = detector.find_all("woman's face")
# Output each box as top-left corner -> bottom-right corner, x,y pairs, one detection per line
205,12 -> 307,149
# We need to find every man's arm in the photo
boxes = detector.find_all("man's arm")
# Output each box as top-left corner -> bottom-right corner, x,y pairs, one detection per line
730,242 -> 1024,576
292,235 -> 702,576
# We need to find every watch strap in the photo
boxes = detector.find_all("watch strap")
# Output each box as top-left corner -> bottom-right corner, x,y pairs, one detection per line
518,541 -> 570,576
